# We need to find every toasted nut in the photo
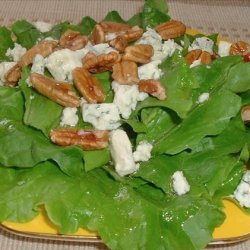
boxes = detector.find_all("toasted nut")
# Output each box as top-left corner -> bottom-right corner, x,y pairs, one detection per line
185,49 -> 202,65
123,26 -> 143,42
59,30 -> 88,51
139,79 -> 166,100
112,60 -> 139,84
30,73 -> 79,107
90,24 -> 105,44
199,51 -> 212,64
19,40 -> 58,67
83,51 -> 96,62
244,53 -> 250,62
50,128 -> 109,150
83,51 -> 121,73
4,64 -> 22,86
108,35 -> 127,52
123,44 -> 153,64
73,67 -> 106,103
241,105 -> 250,124
230,41 -> 250,56
155,20 -> 186,40
100,21 -> 131,32
185,49 -> 211,65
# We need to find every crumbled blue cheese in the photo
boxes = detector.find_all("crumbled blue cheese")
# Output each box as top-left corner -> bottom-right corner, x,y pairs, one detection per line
189,37 -> 214,54
85,42 -> 117,56
5,43 -> 27,62
31,54 -> 45,74
105,33 -> 117,41
172,171 -> 190,196
138,60 -> 163,80
82,103 -> 121,130
233,171 -> 250,208
110,129 -> 137,176
0,62 -> 16,83
33,21 -> 53,32
218,41 -> 232,57
45,48 -> 88,81
133,141 -> 153,162
112,81 -> 148,119
60,107 -> 79,127
137,27 -> 163,51
190,59 -> 201,68
162,39 -> 182,58
197,92 -> 209,104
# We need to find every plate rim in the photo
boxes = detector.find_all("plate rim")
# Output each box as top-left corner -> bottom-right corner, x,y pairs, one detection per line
1,223 -> 249,246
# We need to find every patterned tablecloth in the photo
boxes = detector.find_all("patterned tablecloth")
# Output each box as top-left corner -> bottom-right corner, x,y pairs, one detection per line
0,0 -> 249,249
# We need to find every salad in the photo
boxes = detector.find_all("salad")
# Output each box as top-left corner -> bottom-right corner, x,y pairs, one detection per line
0,0 -> 250,249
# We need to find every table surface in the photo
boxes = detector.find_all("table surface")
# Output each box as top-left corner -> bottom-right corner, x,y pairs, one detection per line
0,0 -> 249,249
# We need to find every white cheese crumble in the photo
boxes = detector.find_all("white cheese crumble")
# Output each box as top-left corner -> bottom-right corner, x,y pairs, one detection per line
190,59 -> 201,68
110,129 -> 137,176
45,48 -> 88,81
197,92 -> 209,104
60,107 -> 79,127
233,171 -> 250,208
112,81 -> 148,119
137,27 -> 163,51
138,60 -> 163,80
218,41 -> 232,57
161,39 -> 182,58
0,62 -> 16,83
33,21 -> 53,33
133,141 -> 153,162
82,103 -> 121,130
85,42 -> 117,56
31,54 -> 45,74
105,32 -> 117,41
5,43 -> 27,62
189,37 -> 214,54
172,171 -> 190,196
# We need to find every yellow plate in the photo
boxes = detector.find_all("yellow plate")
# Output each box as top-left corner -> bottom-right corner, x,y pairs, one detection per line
1,200 -> 250,244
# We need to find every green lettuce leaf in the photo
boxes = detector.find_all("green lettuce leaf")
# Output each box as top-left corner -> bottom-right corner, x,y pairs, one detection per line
103,11 -> 126,23
142,0 -> 170,29
136,52 -> 196,118
0,161 -> 225,250
153,89 -> 241,155
0,26 -> 14,61
11,20 -> 42,49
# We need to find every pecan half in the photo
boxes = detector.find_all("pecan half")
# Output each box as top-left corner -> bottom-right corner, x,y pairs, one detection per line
108,35 -> 127,52
4,64 -> 22,86
241,105 -> 250,124
139,79 -> 166,100
73,67 -> 106,103
83,51 -> 121,73
112,60 -> 139,84
100,21 -> 131,33
123,44 -> 153,64
123,26 -> 143,42
155,20 -> 186,40
230,41 -> 250,56
59,30 -> 88,51
83,51 -> 96,62
50,128 -> 109,150
30,73 -> 80,107
185,49 -> 211,65
89,24 -> 105,44
19,40 -> 58,67
199,51 -> 212,64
